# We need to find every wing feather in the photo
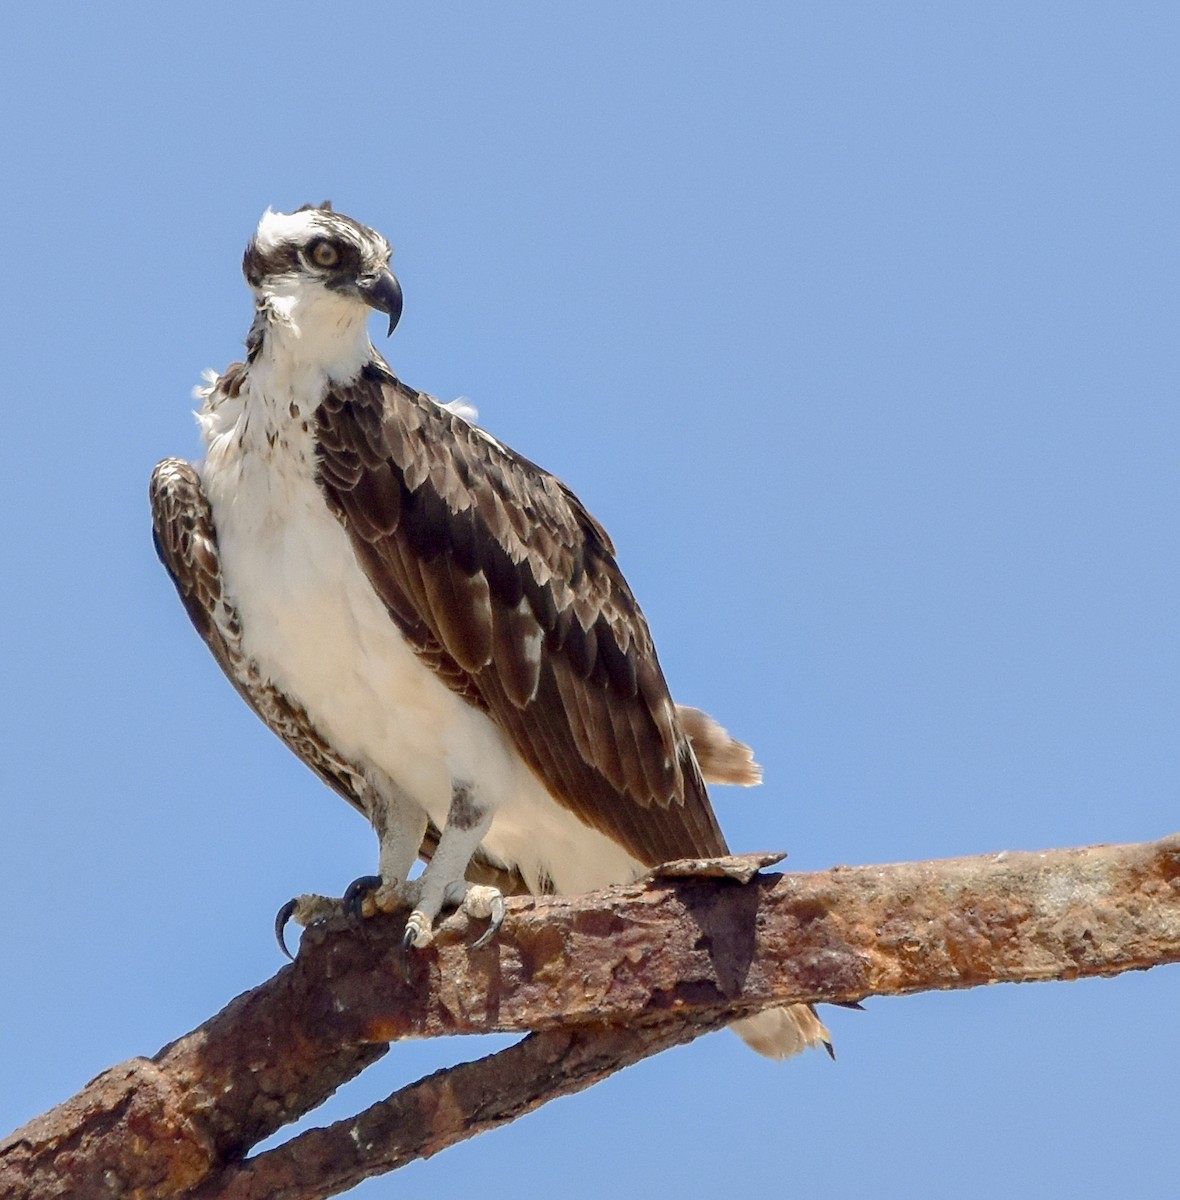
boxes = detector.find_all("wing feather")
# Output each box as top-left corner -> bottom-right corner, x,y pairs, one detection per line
315,364 -> 728,865
419,556 -> 493,671
491,595 -> 544,707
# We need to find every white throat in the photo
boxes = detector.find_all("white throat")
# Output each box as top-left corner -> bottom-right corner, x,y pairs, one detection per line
256,281 -> 374,386
196,284 -> 373,464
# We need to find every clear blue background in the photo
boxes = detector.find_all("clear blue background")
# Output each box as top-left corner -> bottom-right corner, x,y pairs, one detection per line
2,4 -> 1176,1196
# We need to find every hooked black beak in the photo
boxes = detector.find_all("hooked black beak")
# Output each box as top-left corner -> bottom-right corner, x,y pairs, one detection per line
356,268 -> 404,336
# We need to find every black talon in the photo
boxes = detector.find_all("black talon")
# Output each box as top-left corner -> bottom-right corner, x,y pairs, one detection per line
470,896 -> 506,951
274,898 -> 298,960
343,874 -> 384,920
400,922 -> 421,982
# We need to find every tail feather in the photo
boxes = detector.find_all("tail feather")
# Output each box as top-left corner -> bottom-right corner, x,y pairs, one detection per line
677,705 -> 763,787
730,1003 -> 833,1060
674,709 -> 834,1061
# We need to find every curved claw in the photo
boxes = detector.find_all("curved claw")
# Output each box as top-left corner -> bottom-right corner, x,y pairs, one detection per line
274,898 -> 298,960
470,893 -> 506,950
399,925 -> 416,983
343,874 -> 384,920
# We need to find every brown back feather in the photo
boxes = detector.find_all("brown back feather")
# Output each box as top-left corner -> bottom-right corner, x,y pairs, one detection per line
315,362 -> 728,865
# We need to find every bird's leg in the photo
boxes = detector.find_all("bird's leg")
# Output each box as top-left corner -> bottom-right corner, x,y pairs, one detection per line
402,781 -> 503,949
365,796 -> 430,914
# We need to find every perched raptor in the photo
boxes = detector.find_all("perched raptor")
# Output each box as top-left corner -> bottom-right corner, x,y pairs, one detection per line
151,204 -> 829,1058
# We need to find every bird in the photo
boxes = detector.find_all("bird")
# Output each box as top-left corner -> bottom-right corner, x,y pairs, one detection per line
150,203 -> 830,1059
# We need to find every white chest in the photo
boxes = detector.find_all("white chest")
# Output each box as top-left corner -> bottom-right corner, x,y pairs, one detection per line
199,369 -> 463,820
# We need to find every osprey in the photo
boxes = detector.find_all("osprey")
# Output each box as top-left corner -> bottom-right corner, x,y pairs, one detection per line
151,204 -> 829,1059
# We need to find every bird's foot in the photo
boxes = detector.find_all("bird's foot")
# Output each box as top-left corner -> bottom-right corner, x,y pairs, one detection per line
463,884 -> 506,949
273,877 -> 505,958
403,881 -> 505,950
272,874 -> 395,958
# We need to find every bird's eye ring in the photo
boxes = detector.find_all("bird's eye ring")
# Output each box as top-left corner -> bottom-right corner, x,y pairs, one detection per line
308,239 -> 340,269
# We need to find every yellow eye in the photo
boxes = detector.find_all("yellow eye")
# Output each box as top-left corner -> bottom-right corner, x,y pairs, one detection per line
308,239 -> 340,268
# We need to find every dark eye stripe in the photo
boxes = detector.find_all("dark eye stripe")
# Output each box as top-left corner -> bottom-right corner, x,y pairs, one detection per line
243,213 -> 387,288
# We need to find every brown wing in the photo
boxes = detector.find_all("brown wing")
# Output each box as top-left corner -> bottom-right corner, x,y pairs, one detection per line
315,362 -> 728,866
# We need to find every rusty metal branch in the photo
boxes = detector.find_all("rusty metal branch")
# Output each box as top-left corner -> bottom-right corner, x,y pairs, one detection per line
2,835 -> 1177,1199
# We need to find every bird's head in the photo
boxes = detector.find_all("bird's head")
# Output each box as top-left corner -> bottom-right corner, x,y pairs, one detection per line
243,203 -> 404,338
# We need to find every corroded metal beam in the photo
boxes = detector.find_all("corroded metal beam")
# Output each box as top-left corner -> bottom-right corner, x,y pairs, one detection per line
3,835 -> 1177,1199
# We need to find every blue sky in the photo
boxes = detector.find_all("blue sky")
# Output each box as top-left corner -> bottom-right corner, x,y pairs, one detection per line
1,4 -> 1176,1196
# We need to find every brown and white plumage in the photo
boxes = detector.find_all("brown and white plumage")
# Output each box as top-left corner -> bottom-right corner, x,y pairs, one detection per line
315,361 -> 728,869
151,204 -> 828,1059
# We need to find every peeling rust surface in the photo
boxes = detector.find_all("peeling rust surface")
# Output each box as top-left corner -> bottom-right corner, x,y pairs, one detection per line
3,836 -> 1177,1198
653,851 -> 787,882
195,1016 -> 730,1200
0,1058 -> 216,1199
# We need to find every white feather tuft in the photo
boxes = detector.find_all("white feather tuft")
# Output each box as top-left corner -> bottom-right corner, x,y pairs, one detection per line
438,395 -> 480,424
